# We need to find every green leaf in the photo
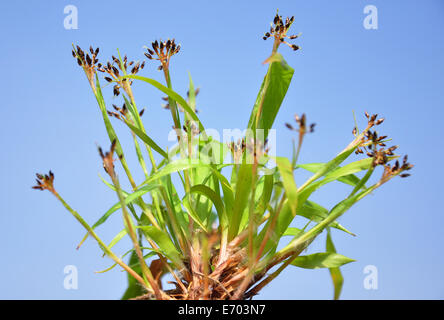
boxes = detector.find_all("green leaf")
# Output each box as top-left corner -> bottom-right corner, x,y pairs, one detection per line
188,184 -> 227,228
123,120 -> 168,159
121,250 -> 144,300
283,227 -> 304,237
91,184 -> 160,230
298,201 -> 355,236
229,163 -> 253,239
291,252 -> 355,269
107,229 -> 127,251
123,75 -> 206,135
93,74 -> 135,186
247,53 -> 294,139
297,163 -> 360,187
299,148 -> 356,192
182,197 -> 209,232
256,174 -> 273,218
326,229 -> 344,300
138,226 -> 183,268
276,157 -> 298,215
296,156 -> 377,216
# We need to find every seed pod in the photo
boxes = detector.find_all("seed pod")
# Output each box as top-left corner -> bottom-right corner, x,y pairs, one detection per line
309,123 -> 316,132
376,118 -> 385,125
285,123 -> 294,130
113,85 -> 120,96
352,127 -> 357,135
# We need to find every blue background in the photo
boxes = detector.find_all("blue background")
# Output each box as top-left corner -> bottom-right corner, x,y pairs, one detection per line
0,0 -> 443,299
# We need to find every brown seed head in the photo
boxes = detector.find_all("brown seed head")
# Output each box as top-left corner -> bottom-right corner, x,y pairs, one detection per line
145,38 -> 181,71
263,12 -> 300,53
98,140 -> 118,178
32,171 -> 56,194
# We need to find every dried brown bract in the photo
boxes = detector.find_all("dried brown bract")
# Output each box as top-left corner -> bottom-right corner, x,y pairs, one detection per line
98,140 -> 118,178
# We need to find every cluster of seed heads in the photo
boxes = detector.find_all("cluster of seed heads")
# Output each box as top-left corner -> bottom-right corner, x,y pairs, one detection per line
228,138 -> 247,164
97,55 -> 145,96
144,39 -> 181,71
72,45 -> 100,68
107,103 -> 145,122
32,171 -> 55,194
381,155 -> 413,183
353,111 -> 386,155
227,138 -> 270,164
72,46 -> 102,89
181,120 -> 200,137
285,113 -> 315,134
353,111 -> 413,179
263,13 -> 300,51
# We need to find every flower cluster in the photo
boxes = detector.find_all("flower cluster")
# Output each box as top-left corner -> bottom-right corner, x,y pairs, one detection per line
144,39 -> 181,71
98,140 -> 118,178
285,113 -> 315,150
263,13 -> 300,52
72,46 -> 101,90
106,103 -> 145,122
98,55 -> 145,96
353,112 -> 413,179
32,171 -> 56,194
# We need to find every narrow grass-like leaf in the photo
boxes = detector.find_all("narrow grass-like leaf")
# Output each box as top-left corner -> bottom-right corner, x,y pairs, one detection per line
138,226 -> 184,268
189,184 -> 227,228
123,75 -> 206,135
247,53 -> 294,139
297,163 -> 360,187
298,201 -> 355,236
124,120 -> 168,159
283,227 -> 304,237
121,251 -> 144,300
291,252 -> 355,269
92,184 -> 160,230
326,229 -> 344,300
276,157 -> 298,215
229,163 -> 253,239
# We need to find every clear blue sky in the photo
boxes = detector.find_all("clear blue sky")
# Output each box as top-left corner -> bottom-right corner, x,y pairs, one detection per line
1,0 -> 443,299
